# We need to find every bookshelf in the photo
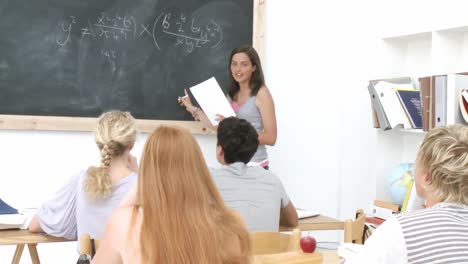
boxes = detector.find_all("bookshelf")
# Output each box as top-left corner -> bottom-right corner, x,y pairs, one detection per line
370,25 -> 468,202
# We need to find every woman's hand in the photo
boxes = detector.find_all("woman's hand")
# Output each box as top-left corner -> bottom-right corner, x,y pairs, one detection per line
215,114 -> 225,122
178,89 -> 193,108
178,89 -> 201,120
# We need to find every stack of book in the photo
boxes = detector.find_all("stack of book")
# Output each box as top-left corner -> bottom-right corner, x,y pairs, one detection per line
368,73 -> 468,131
0,198 -> 28,230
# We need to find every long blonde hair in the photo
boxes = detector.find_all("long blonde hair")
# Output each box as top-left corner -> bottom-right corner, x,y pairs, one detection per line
85,111 -> 136,199
136,126 -> 250,263
418,124 -> 468,204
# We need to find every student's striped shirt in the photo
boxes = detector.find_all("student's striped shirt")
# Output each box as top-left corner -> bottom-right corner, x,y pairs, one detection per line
395,202 -> 468,264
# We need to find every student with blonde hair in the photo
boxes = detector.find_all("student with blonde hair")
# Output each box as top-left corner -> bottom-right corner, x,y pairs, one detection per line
93,126 -> 251,264
29,111 -> 138,245
348,124 -> 468,264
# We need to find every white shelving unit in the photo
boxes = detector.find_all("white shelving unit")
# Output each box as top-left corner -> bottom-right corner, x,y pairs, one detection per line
371,25 -> 468,202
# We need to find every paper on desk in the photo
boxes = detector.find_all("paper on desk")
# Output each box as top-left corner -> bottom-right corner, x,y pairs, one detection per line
189,77 -> 236,126
296,209 -> 320,219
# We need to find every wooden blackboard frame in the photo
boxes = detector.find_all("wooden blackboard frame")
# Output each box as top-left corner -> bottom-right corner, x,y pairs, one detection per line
0,0 -> 265,134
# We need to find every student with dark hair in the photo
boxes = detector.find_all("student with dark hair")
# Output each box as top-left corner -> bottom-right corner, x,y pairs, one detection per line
211,117 -> 297,231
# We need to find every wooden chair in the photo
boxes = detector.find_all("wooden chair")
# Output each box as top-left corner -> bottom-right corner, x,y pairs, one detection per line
250,228 -> 301,255
344,209 -> 366,244
79,233 -> 101,258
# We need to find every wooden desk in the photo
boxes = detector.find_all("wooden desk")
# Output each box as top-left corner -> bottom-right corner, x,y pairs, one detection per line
280,215 -> 344,232
0,230 -> 70,264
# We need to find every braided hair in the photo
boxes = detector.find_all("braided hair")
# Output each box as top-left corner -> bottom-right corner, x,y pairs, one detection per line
85,111 -> 136,199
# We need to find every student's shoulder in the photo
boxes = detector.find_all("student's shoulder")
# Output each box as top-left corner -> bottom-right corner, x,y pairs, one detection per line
107,206 -> 139,236
247,166 -> 281,182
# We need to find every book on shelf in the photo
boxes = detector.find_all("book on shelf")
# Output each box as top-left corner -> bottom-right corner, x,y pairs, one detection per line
368,83 -> 391,130
374,81 -> 412,129
395,89 -> 423,129
460,89 -> 468,123
370,96 -> 380,128
447,74 -> 468,125
435,75 -> 448,127
419,76 -> 435,131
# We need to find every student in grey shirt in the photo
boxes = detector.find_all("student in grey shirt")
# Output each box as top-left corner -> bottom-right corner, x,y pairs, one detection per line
28,111 -> 138,243
211,117 -> 298,232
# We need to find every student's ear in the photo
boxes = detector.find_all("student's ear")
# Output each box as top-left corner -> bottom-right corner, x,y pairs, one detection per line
128,143 -> 134,151
423,171 -> 432,184
216,145 -> 224,157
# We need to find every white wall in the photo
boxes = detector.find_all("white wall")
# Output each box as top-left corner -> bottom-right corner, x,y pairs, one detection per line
3,0 -> 468,262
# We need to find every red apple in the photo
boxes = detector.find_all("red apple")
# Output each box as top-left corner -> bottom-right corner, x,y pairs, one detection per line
300,236 -> 317,253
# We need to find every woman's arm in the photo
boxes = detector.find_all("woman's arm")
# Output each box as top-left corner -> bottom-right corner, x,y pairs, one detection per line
28,215 -> 43,232
280,201 -> 299,227
256,86 -> 277,146
178,89 -> 217,130
28,172 -> 80,239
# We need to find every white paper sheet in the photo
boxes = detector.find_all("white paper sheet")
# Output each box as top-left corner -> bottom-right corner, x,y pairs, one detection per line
296,209 -> 320,219
189,77 -> 236,126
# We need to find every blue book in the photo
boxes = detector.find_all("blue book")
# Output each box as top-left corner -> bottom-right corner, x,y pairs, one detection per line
396,90 -> 423,129
0,198 -> 18,214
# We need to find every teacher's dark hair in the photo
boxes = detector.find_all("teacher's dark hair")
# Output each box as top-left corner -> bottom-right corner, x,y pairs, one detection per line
228,45 -> 265,100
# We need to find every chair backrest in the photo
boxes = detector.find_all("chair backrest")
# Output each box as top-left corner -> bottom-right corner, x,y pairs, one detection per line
79,233 -> 101,258
344,209 -> 366,244
250,228 -> 301,255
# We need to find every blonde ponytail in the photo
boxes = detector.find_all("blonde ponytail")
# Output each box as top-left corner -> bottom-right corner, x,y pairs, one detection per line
85,111 -> 136,199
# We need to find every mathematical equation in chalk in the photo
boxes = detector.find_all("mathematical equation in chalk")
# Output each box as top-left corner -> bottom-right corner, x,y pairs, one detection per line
56,12 -> 223,58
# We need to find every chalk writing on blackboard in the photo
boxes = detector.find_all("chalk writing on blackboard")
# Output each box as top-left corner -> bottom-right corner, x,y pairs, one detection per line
56,12 -> 223,58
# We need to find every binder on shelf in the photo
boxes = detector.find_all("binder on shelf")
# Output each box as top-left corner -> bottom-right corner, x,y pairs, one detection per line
460,90 -> 468,123
368,83 -> 391,130
435,75 -> 447,127
446,74 -> 468,125
373,81 -> 412,129
370,96 -> 380,128
395,89 -> 423,129
419,76 -> 435,131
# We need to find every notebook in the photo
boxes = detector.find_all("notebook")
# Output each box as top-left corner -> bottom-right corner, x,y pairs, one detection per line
296,209 -> 320,219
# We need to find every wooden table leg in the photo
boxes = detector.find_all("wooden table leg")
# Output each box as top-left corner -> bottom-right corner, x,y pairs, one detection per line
28,243 -> 40,264
12,244 -> 24,264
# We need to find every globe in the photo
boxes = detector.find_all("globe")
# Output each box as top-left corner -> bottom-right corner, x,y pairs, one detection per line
385,163 -> 415,205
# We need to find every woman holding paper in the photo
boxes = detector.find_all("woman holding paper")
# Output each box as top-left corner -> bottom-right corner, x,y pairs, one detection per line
179,45 -> 277,169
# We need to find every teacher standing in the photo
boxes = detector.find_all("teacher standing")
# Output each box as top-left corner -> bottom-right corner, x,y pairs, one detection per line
179,45 -> 277,169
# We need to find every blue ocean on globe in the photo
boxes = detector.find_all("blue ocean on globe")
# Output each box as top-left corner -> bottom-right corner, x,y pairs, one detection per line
385,163 -> 415,205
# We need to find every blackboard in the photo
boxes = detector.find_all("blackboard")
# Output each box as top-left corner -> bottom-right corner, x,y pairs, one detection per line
0,0 -> 257,126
